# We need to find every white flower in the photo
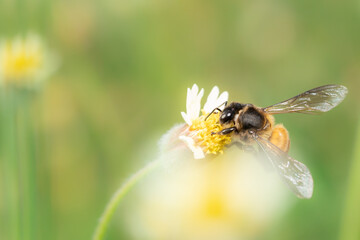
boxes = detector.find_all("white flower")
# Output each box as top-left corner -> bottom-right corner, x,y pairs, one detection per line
181,84 -> 228,126
180,84 -> 230,159
160,84 -> 231,160
0,33 -> 57,87
127,150 -> 289,240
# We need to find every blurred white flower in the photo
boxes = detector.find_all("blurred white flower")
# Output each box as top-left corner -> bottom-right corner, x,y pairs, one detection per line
127,148 -> 289,240
0,33 -> 57,87
161,84 -> 231,160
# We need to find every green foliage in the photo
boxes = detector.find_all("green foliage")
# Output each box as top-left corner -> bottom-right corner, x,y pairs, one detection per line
0,0 -> 358,239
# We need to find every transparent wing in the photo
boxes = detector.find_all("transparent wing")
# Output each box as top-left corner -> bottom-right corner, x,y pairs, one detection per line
263,85 -> 348,114
252,133 -> 313,199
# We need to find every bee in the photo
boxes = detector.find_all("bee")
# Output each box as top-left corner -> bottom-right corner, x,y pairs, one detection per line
207,85 -> 348,199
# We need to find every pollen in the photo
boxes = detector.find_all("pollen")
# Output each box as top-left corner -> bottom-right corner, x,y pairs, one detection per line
189,111 -> 232,155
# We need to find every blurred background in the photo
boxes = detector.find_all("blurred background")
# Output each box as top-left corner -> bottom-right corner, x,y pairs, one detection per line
0,0 -> 359,239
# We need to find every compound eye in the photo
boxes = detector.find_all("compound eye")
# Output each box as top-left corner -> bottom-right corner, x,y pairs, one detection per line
220,110 -> 234,124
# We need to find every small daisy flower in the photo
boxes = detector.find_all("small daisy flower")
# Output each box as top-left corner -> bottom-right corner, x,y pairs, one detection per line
0,33 -> 57,87
162,84 -> 231,159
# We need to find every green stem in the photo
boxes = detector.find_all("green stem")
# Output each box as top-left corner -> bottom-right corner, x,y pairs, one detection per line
1,88 -> 37,240
92,159 -> 162,240
18,91 -> 36,240
1,88 -> 20,240
339,116 -> 360,240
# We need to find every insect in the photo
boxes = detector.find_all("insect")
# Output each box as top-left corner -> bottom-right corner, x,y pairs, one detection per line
208,85 -> 348,199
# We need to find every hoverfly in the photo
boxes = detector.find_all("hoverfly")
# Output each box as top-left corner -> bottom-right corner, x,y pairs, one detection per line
208,85 -> 348,198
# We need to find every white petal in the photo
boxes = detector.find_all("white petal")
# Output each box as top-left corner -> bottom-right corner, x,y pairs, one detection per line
203,86 -> 219,113
216,91 -> 229,110
26,34 -> 42,55
186,84 -> 202,122
203,86 -> 229,113
179,136 -> 205,159
187,84 -> 198,112
190,88 -> 203,120
181,112 -> 192,126
191,84 -> 199,96
186,87 -> 192,115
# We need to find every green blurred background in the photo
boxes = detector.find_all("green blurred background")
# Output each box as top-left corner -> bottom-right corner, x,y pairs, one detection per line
0,0 -> 359,239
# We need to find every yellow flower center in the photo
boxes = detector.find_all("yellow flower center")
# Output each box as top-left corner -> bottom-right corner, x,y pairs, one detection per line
189,110 -> 232,155
1,40 -> 43,83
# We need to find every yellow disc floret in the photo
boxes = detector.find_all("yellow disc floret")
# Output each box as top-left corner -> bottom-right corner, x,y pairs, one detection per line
189,110 -> 232,155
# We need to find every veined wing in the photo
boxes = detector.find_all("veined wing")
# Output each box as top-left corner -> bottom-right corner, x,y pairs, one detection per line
263,85 -> 348,114
252,133 -> 313,199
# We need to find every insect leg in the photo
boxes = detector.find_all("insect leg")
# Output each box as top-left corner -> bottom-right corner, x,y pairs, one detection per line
212,127 -> 237,135
205,101 -> 228,121
205,108 -> 222,121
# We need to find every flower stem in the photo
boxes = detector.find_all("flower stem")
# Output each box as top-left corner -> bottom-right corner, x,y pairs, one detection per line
92,159 -> 162,240
1,88 -> 20,240
339,116 -> 360,240
1,88 -> 37,240
18,91 -> 37,240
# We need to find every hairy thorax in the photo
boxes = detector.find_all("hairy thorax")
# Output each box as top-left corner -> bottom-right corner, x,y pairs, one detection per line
234,105 -> 274,144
